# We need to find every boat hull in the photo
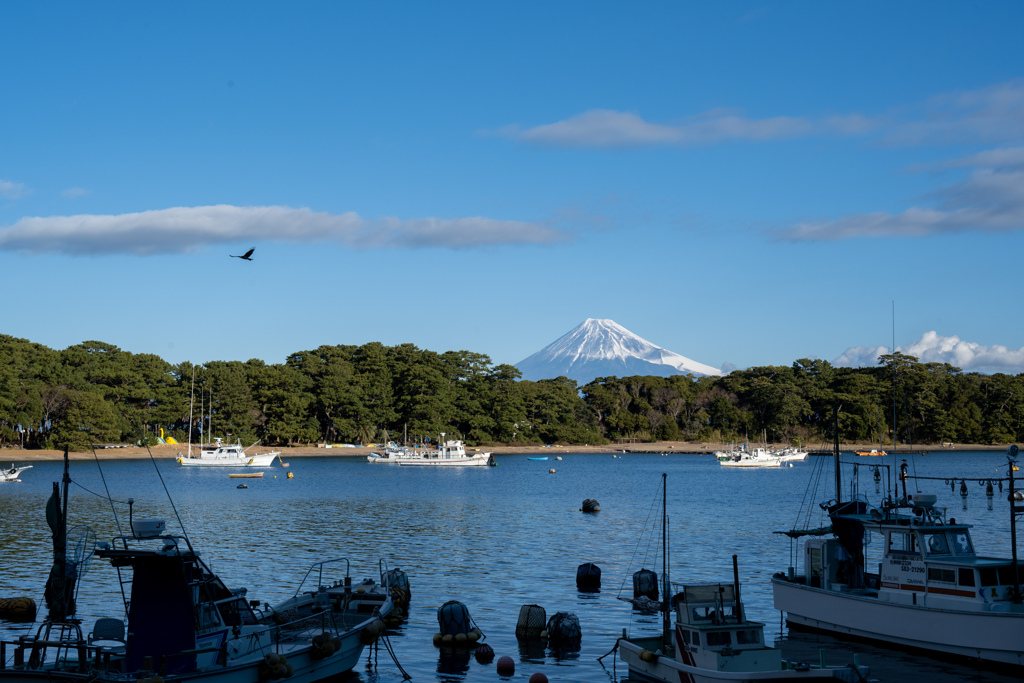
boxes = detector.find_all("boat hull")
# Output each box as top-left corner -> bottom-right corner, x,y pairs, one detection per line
178,453 -> 279,467
397,453 -> 492,467
618,638 -> 866,682
772,577 -> 1024,667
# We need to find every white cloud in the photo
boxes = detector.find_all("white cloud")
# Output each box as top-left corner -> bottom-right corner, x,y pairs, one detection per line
834,331 -> 1024,375
496,108 -> 850,149
0,205 -> 567,256
779,168 -> 1024,240
61,187 -> 91,199
880,79 -> 1024,146
493,79 -> 1024,150
0,180 -> 29,200
833,345 -> 889,369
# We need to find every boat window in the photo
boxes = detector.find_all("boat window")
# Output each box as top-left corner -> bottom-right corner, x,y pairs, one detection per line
924,533 -> 950,556
705,631 -> 731,646
927,567 -> 955,583
958,568 -> 976,587
681,629 -> 690,645
950,533 -> 973,555
980,568 -> 999,587
735,629 -> 761,645
217,597 -> 257,626
691,630 -> 700,646
998,566 -> 1021,585
197,602 -> 221,630
888,532 -> 917,554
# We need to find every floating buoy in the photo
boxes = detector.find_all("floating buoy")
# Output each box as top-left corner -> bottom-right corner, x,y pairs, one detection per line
359,619 -> 384,645
515,604 -> 546,640
545,612 -> 582,647
576,563 -> 601,591
474,643 -> 494,663
0,597 -> 36,622
236,484 -> 248,489
555,456 -> 562,460
496,655 -> 515,675
633,568 -> 659,600
435,600 -> 480,648
580,499 -> 600,513
286,472 -> 294,479
548,468 -> 556,474
529,673 -> 549,683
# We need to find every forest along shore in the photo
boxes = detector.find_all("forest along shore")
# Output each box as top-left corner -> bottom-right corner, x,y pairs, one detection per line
0,441 -> 1007,461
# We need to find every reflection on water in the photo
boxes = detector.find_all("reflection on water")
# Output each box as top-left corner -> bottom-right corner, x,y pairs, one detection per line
0,452 -> 1021,682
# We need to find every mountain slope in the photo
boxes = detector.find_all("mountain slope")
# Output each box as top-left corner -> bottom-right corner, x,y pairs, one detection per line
515,319 -> 721,385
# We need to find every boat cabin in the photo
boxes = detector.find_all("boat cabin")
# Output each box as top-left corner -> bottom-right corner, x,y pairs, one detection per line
802,496 -> 1023,611
671,583 -> 781,672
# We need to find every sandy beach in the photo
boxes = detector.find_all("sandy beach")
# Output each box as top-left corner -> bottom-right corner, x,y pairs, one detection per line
0,440 -> 1006,461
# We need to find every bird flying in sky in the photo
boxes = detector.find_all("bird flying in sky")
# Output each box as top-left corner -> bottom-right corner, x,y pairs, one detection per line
230,247 -> 255,261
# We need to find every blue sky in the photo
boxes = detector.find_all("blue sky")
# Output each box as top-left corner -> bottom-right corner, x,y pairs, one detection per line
2,2 -> 1024,375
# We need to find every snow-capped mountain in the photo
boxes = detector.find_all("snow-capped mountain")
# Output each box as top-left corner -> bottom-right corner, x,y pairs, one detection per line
515,319 -> 721,385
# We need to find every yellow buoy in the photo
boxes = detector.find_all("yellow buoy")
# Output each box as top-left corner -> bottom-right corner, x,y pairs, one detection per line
287,472 -> 294,479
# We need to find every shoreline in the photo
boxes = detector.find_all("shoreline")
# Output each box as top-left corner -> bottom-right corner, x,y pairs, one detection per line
0,441 -> 1008,461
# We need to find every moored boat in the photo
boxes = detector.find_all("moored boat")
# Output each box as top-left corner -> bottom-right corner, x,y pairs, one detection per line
366,442 -> 422,464
0,464 -> 31,482
616,475 -> 872,682
853,449 -> 887,457
178,437 -> 280,467
395,435 -> 493,467
0,448 -> 392,683
720,448 -> 782,468
772,440 -> 1024,668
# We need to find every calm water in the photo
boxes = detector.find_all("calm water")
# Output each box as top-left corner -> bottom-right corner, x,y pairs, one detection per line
0,450 -> 1021,682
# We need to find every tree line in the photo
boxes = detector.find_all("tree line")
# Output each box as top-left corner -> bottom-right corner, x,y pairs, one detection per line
1,334 -> 1022,450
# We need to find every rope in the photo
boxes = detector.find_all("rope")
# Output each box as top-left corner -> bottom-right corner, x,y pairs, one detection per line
90,444 -> 125,537
379,630 -> 411,680
144,444 -> 190,542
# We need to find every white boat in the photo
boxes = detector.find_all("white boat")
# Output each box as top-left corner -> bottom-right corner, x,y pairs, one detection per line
719,448 -> 782,468
178,437 -> 280,467
0,464 -> 31,482
396,436 -> 493,467
775,448 -> 808,462
367,442 -> 423,464
616,475 -> 872,683
0,449 -> 393,683
772,443 -> 1024,668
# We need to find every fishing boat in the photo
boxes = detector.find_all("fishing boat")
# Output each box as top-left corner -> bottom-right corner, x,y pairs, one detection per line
719,448 -> 782,468
614,474 -> 872,682
853,449 -> 886,457
178,437 -> 280,468
0,448 -> 393,683
776,448 -> 809,463
0,464 -> 31,482
772,434 -> 1024,668
394,435 -> 493,467
366,442 -> 422,464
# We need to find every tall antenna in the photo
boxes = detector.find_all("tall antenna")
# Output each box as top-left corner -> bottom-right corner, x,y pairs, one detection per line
187,366 -> 195,458
892,301 -> 898,495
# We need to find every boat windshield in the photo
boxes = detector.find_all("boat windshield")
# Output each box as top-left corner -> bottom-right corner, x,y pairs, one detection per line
924,532 -> 951,556
950,531 -> 974,555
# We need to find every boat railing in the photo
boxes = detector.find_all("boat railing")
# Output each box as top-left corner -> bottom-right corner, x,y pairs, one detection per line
293,558 -> 351,597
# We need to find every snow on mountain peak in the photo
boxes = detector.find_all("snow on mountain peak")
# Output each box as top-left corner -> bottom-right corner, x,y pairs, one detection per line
515,319 -> 721,384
